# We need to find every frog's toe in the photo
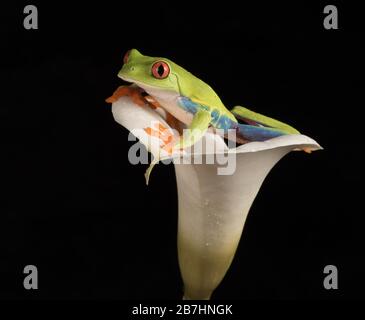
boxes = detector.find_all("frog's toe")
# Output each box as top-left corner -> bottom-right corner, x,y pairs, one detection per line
105,86 -> 128,103
131,91 -> 148,107
105,85 -> 147,106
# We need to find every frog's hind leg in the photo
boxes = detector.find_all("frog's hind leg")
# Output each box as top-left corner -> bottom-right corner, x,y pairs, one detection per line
236,123 -> 287,142
231,106 -> 300,134
231,105 -> 299,141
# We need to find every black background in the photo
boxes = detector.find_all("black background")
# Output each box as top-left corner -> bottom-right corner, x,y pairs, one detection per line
0,2 -> 364,301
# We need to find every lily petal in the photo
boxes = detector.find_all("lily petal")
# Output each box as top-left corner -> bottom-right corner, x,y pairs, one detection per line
111,96 -> 322,300
174,136 -> 321,299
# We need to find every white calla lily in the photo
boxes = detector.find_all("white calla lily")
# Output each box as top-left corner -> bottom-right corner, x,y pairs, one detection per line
112,96 -> 321,300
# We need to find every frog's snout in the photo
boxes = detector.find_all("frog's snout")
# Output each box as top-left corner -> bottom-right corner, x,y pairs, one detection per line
125,65 -> 135,72
118,64 -> 136,80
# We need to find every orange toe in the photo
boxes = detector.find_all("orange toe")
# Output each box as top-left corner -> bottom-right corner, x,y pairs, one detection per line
145,95 -> 161,109
105,96 -> 117,103
131,91 -> 147,106
105,86 -> 129,104
106,85 -> 149,107
303,147 -> 313,154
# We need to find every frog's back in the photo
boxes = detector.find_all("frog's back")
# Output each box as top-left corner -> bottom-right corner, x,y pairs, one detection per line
170,60 -> 231,116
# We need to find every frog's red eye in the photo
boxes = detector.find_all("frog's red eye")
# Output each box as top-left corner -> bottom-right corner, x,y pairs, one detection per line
151,61 -> 170,79
123,50 -> 131,64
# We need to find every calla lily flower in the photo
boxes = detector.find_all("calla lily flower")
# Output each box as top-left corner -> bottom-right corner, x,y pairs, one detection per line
112,96 -> 322,300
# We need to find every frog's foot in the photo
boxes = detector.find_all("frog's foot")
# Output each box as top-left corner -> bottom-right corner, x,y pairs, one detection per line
105,85 -> 147,106
159,129 -> 176,155
143,122 -> 176,155
144,95 -> 162,109
161,142 -> 174,155
303,147 -> 313,154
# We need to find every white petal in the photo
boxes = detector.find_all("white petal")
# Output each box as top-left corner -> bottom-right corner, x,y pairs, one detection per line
112,97 -> 179,160
111,96 -> 322,300
175,137 -> 321,299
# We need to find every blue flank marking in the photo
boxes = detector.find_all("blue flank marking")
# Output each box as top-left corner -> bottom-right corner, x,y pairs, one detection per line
178,96 -> 234,129
177,96 -> 287,141
236,124 -> 286,141
178,96 -> 199,114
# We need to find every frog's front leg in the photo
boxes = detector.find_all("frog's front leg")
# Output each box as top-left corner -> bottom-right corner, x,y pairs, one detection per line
174,110 -> 211,150
105,84 -> 147,106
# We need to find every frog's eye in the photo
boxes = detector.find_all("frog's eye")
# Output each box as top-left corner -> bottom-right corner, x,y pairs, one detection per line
123,50 -> 131,64
151,61 -> 170,79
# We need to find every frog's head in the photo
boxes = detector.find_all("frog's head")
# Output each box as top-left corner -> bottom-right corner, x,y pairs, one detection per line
118,49 -> 181,96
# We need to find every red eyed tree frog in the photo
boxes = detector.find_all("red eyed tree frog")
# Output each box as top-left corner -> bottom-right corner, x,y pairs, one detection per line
106,49 -> 300,150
